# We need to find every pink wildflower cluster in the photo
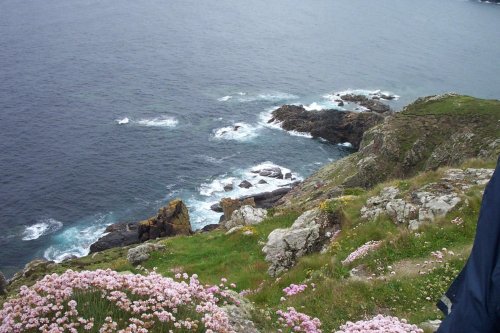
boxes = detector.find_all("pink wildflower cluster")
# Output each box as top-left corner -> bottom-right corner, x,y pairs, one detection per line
335,314 -> 423,333
341,240 -> 382,266
0,269 -> 235,333
277,307 -> 322,333
283,284 -> 307,297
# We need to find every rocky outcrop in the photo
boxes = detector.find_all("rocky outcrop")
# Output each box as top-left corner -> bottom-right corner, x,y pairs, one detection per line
220,197 -> 256,222
360,168 -> 494,229
278,94 -> 500,211
212,186 -> 297,215
268,105 -> 385,149
263,208 -> 342,276
223,205 -> 267,230
90,222 -> 139,253
340,94 -> 392,113
222,291 -> 260,333
127,243 -> 166,266
138,199 -> 192,242
9,259 -> 57,286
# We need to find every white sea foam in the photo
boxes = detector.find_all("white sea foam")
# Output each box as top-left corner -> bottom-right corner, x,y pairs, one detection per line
259,107 -> 316,139
288,130 -> 313,138
324,89 -> 400,101
43,213 -> 114,262
116,117 -> 130,125
338,142 -> 353,148
218,95 -> 232,102
197,154 -> 238,164
212,122 -> 261,142
304,102 -> 324,111
189,162 -> 301,230
136,116 -> 178,127
222,91 -> 299,103
22,218 -> 63,241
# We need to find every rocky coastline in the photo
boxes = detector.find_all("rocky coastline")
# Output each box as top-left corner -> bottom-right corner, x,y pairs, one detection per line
268,98 -> 391,149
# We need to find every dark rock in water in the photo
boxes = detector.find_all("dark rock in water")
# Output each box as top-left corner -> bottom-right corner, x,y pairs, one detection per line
90,222 -> 139,253
211,203 -> 223,212
257,167 -> 283,179
0,271 -> 7,295
224,183 -> 234,192
258,179 -> 268,184
360,99 -> 391,113
138,199 -> 192,242
269,105 -> 385,149
239,180 -> 253,188
201,224 -> 220,232
240,185 -> 298,209
337,100 -> 344,107
340,94 -> 391,113
234,125 -> 241,131
341,94 -> 368,103
380,93 -> 396,100
90,199 -> 192,253
285,172 -> 292,179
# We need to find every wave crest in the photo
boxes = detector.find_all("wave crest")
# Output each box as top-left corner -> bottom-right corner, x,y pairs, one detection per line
212,122 -> 261,142
22,218 -> 63,241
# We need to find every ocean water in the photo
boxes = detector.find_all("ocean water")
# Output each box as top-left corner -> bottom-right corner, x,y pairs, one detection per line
1,0 -> 499,276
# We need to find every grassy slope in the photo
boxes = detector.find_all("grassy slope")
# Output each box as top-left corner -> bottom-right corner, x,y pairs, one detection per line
2,160 -> 492,332
2,95 -> 499,332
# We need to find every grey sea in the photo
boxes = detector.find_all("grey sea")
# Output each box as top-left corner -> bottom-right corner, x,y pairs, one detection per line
1,0 -> 499,276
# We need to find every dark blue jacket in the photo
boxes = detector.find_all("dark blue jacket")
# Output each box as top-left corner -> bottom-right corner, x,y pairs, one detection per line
437,157 -> 500,332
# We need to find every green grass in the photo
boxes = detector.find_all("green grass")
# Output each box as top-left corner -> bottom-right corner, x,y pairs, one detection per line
403,95 -> 500,116
143,212 -> 299,290
2,160 -> 491,332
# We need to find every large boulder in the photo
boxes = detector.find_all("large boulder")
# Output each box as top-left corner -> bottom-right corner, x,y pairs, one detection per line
263,208 -> 341,276
90,222 -> 139,253
268,105 -> 386,149
223,205 -> 267,230
222,290 -> 260,333
220,197 -> 256,222
127,243 -> 165,266
138,199 -> 192,242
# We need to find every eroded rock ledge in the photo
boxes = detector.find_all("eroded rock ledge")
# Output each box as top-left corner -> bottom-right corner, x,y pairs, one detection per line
268,105 -> 387,149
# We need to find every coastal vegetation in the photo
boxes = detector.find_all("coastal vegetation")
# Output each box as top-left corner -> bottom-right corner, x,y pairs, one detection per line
1,94 -> 499,332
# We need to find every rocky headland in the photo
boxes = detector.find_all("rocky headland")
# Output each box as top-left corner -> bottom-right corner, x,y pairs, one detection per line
268,104 -> 386,149
277,94 -> 500,211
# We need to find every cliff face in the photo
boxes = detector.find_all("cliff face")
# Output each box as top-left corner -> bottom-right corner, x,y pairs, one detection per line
278,94 -> 500,210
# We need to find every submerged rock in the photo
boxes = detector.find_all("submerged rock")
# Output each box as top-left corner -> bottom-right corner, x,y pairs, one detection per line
138,199 -> 192,242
